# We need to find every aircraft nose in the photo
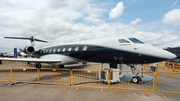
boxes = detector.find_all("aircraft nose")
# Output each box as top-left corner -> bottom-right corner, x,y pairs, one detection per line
164,51 -> 177,60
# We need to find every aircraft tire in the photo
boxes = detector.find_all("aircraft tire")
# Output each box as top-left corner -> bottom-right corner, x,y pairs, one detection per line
132,76 -> 141,84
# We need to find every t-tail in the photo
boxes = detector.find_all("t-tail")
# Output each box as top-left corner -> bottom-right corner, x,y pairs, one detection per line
4,36 -> 47,55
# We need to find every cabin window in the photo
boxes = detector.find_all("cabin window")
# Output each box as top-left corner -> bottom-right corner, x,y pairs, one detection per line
53,49 -> 56,53
63,48 -> 66,52
83,46 -> 87,51
58,48 -> 60,52
49,49 -> 52,53
68,47 -> 72,52
75,47 -> 79,51
117,39 -> 130,43
129,38 -> 144,44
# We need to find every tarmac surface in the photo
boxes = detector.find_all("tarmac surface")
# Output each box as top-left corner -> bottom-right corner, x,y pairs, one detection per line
0,62 -> 179,101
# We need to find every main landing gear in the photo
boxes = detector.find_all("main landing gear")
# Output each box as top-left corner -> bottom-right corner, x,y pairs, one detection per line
109,63 -> 142,84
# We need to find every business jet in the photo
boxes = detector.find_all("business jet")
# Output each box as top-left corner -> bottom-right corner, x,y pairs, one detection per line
0,36 -> 176,69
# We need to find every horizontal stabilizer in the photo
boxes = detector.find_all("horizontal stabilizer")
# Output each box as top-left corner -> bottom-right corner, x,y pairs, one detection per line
0,58 -> 61,63
4,36 -> 47,43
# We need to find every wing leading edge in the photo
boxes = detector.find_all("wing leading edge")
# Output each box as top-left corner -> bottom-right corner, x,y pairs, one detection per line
0,58 -> 61,63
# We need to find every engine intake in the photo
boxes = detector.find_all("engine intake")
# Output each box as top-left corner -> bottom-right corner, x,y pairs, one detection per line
24,46 -> 35,54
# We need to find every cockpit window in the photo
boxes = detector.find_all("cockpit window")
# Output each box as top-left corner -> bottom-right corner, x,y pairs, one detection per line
129,38 -> 144,44
118,39 -> 130,43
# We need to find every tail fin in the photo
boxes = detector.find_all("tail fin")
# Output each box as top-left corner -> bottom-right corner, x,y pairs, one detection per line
4,36 -> 47,46
4,36 -> 47,43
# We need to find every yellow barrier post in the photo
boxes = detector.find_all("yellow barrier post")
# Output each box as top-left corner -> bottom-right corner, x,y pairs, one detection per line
10,67 -> 12,81
173,63 -> 175,72
32,84 -> 36,87
64,85 -> 67,90
115,89 -> 118,94
143,64 -> 145,71
161,92 -> 166,98
101,88 -> 104,93
37,69 -> 40,82
170,66 -> 172,77
76,86 -> 79,91
108,71 -> 111,88
144,91 -> 149,96
42,83 -> 46,88
70,70 -> 73,85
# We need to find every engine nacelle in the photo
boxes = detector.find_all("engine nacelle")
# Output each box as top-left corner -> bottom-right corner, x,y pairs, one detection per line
24,46 -> 35,54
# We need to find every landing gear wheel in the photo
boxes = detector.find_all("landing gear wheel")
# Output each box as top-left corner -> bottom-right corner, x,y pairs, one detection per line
35,63 -> 41,69
132,76 -> 141,84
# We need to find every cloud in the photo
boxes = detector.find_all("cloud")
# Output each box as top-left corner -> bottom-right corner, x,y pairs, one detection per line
162,9 -> 180,26
171,1 -> 178,7
130,18 -> 142,25
0,0 -> 180,53
129,0 -> 138,3
84,14 -> 105,24
130,30 -> 179,48
109,1 -> 125,19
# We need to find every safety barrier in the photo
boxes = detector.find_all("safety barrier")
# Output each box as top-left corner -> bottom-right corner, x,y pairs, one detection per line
10,68 -> 71,88
142,64 -> 158,72
110,70 -> 155,95
72,69 -> 108,92
155,72 -> 180,98
158,62 -> 180,73
172,63 -> 180,72
143,64 -> 150,71
39,68 -> 71,88
11,67 -> 38,84
2,61 -> 15,64
158,62 -> 166,69
0,67 -> 11,84
1,66 -> 180,97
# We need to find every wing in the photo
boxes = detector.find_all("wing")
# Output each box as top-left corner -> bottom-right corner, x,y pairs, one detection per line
0,58 -> 61,63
